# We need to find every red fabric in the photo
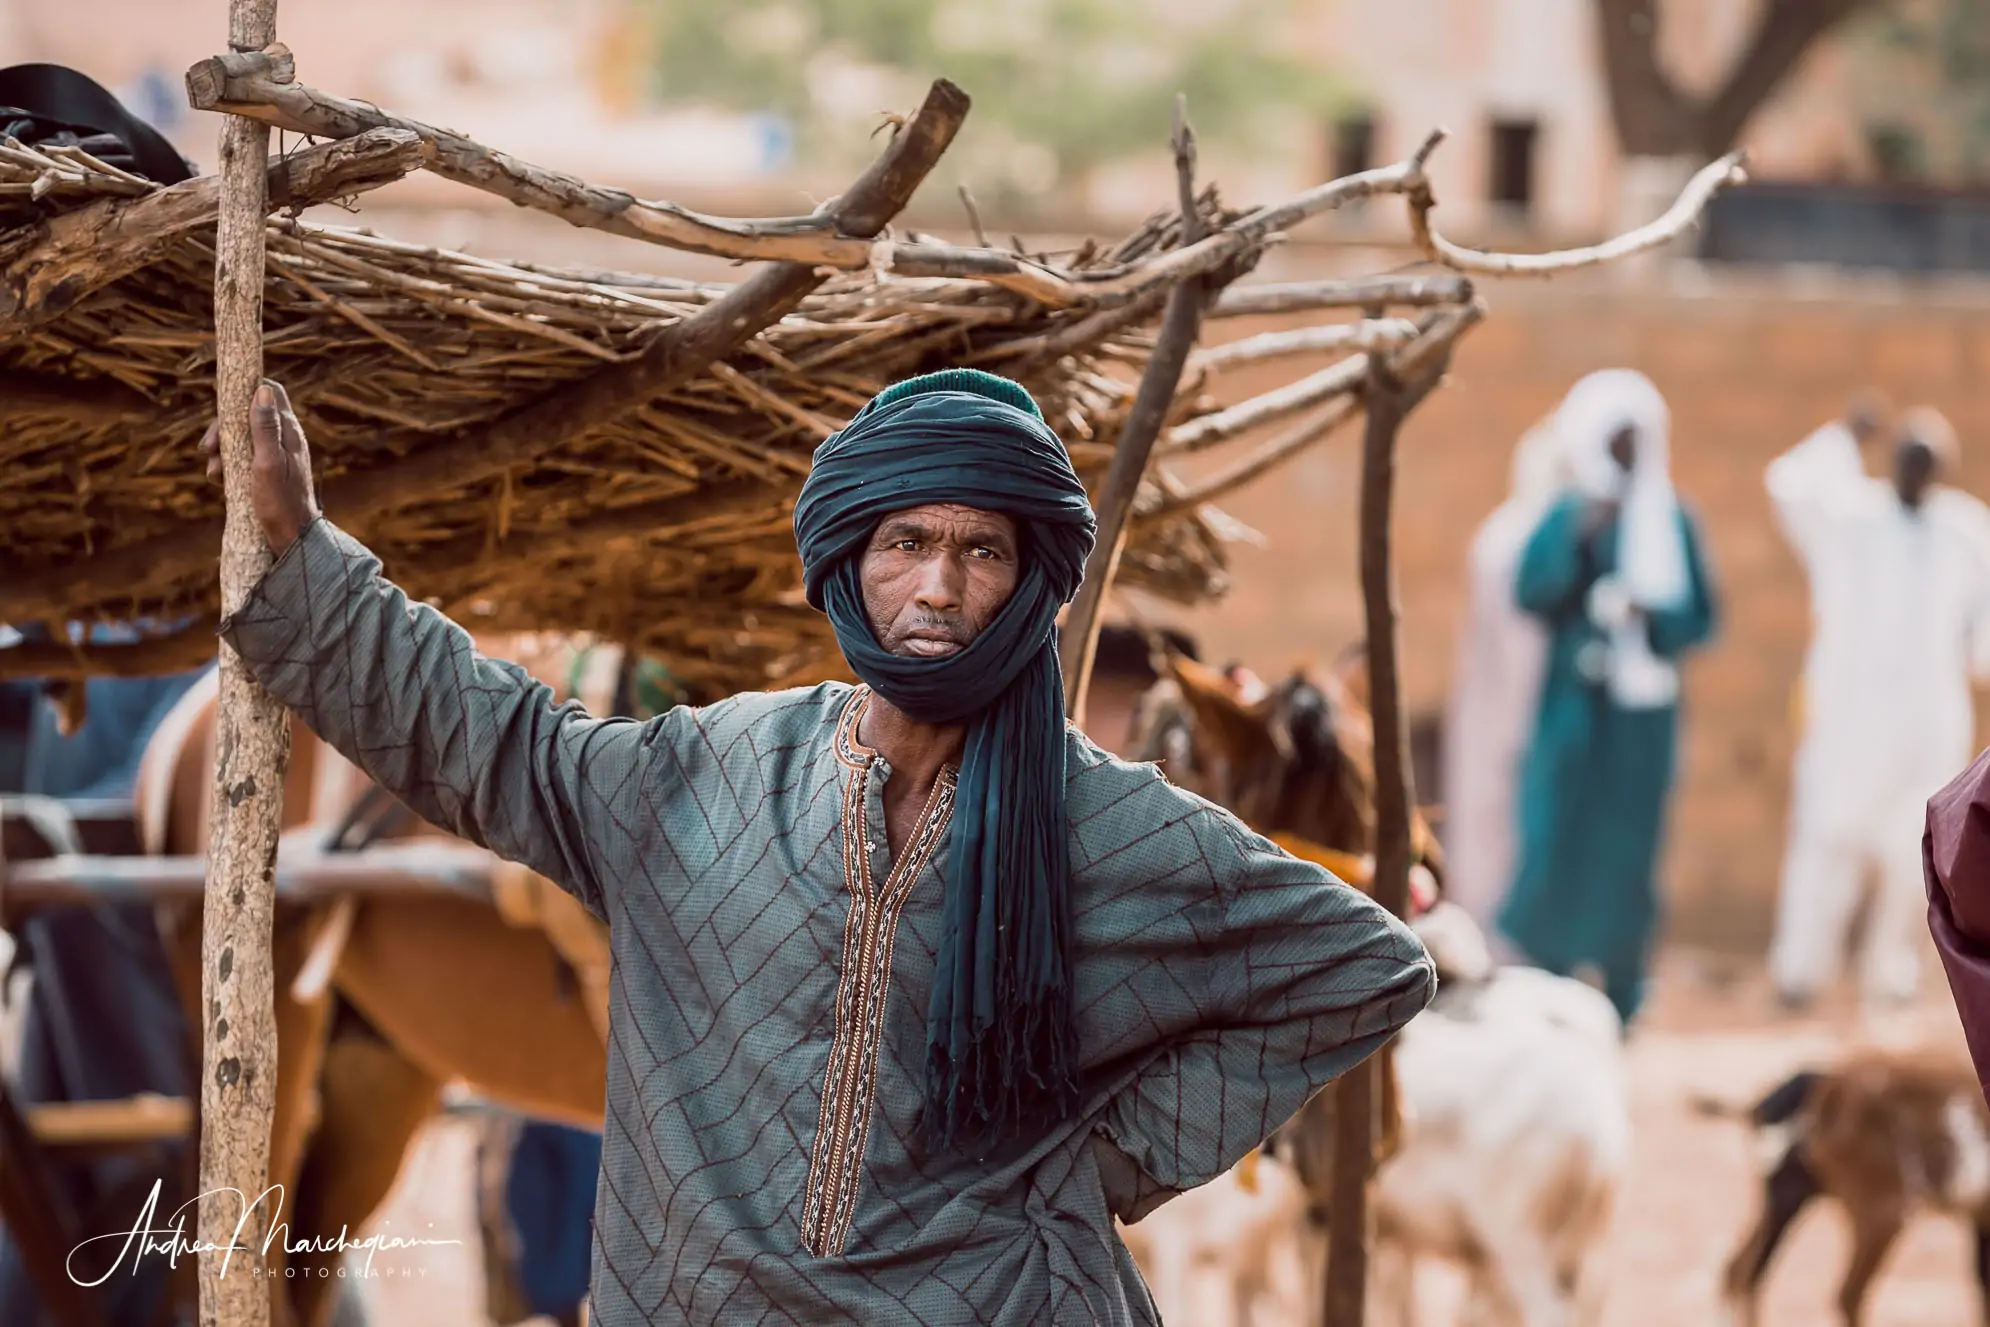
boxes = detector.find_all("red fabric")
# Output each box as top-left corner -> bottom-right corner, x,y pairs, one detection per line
1925,746 -> 1990,1103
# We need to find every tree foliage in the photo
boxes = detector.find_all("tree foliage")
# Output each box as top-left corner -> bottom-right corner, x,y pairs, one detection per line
1861,0 -> 1990,177
633,0 -> 1344,198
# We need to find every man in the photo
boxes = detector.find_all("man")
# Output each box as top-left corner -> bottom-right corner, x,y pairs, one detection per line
204,371 -> 1433,1325
1441,415 -> 1568,953
1499,369 -> 1718,1025
1767,405 -> 1990,1010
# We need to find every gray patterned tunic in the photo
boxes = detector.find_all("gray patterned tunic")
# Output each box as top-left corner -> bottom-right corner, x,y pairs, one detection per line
222,518 -> 1436,1326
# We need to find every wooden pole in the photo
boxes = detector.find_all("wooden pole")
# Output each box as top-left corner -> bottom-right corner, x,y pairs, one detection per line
1322,352 -> 1449,1327
1062,96 -> 1225,725
201,2 -> 287,1323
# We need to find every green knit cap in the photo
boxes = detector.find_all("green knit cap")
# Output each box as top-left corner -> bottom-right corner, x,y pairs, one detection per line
863,368 -> 1044,421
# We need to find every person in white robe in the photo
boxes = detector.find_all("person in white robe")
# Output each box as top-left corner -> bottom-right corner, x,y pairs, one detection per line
1767,405 -> 1990,1008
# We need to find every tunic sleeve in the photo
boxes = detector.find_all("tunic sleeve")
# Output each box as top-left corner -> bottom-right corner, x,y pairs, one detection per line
1077,760 -> 1435,1221
1926,748 -> 1990,1104
1644,510 -> 1718,660
1765,423 -> 1862,568
217,518 -> 687,917
1514,498 -> 1598,622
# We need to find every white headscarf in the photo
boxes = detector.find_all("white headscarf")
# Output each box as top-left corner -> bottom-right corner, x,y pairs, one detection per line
1509,415 -> 1570,510
1555,369 -> 1689,710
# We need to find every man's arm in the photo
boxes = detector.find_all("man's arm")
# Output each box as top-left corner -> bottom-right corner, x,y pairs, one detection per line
1764,421 -> 1864,564
1071,758 -> 1435,1222
207,382 -> 679,916
1513,497 -> 1601,622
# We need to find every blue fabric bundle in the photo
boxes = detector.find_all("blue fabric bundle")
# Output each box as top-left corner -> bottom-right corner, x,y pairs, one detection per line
793,368 -> 1096,1154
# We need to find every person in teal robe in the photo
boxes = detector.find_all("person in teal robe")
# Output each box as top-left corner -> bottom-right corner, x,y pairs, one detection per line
1498,369 -> 1718,1025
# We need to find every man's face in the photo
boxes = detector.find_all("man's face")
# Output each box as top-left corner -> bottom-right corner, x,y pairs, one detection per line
1895,438 -> 1939,509
860,503 -> 1020,659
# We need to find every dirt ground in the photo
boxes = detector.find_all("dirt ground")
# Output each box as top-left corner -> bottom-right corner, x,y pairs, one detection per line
357,947 -> 1986,1327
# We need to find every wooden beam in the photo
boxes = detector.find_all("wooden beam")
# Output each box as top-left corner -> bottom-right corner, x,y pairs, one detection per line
0,82 -> 968,625
1062,97 -> 1223,727
1323,350 -> 1449,1327
0,126 -> 424,334
185,48 -> 871,268
183,50 -> 1404,311
1191,319 -> 1419,374
0,617 -> 219,679
1,843 -> 498,908
26,1093 -> 194,1147
1140,301 -> 1484,521
1,796 -> 141,859
201,10 -> 286,1324
1207,273 -> 1473,319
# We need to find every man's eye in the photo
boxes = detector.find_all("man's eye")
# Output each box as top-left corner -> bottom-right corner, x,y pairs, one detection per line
893,539 -> 919,551
970,546 -> 999,560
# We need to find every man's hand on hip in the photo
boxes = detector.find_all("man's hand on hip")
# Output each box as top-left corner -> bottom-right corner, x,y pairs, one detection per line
202,379 -> 322,556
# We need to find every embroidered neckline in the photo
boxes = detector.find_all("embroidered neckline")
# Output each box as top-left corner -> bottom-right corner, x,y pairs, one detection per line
801,732 -> 955,1258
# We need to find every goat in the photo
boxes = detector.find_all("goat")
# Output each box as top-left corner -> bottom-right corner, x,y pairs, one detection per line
1357,903 -> 1630,1327
1713,1049 -> 1990,1326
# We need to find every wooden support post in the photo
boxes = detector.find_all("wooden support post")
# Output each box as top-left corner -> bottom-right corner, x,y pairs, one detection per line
1322,350 -> 1450,1327
1062,97 -> 1222,726
200,2 -> 287,1324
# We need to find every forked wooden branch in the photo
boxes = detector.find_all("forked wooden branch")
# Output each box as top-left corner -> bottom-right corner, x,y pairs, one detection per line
1405,140 -> 1749,275
0,126 -> 422,333
186,47 -> 865,267
1141,301 -> 1483,521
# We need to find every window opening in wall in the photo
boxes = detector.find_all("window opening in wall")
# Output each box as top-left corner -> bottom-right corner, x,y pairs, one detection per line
1332,112 -> 1376,181
1489,116 -> 1540,215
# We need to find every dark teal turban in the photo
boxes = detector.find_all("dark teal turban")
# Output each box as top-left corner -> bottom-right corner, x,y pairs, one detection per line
793,368 -> 1096,1155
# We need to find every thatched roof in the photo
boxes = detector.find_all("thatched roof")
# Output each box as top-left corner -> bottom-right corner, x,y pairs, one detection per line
1,160 -> 1250,692
8,60 -> 1668,693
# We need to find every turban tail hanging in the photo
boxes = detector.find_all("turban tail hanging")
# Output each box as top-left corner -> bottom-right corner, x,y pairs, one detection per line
793,369 -> 1097,1154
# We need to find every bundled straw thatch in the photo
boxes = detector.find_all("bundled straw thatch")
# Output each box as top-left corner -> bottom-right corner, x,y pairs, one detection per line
0,168 -> 1255,692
